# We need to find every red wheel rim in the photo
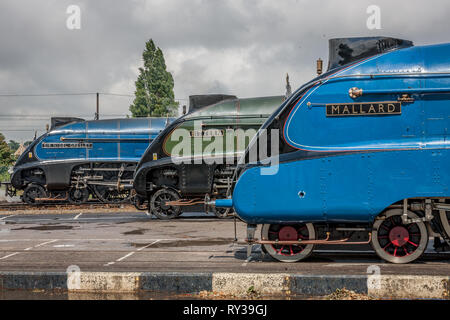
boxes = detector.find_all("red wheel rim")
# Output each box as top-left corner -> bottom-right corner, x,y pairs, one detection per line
268,224 -> 309,256
377,216 -> 421,257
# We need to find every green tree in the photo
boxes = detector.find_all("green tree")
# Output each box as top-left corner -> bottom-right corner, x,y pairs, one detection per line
0,133 -> 14,181
8,140 -> 19,153
129,39 -> 178,117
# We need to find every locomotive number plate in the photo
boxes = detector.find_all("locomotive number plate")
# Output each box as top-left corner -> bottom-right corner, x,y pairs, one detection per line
326,102 -> 401,117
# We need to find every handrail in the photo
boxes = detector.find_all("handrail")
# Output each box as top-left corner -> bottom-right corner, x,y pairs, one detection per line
348,86 -> 450,98
322,72 -> 450,84
359,87 -> 450,95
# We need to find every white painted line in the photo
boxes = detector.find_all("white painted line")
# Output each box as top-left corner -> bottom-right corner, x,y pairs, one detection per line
0,215 -> 17,221
73,213 -> 83,220
137,240 -> 160,251
33,239 -> 58,248
0,239 -> 58,259
72,216 -> 145,221
53,244 -> 75,248
116,252 -> 135,262
9,216 -> 146,222
24,239 -> 58,251
105,240 -> 160,266
0,252 -> 20,260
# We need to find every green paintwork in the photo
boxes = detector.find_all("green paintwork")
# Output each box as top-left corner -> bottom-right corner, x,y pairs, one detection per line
185,95 -> 284,118
163,96 -> 284,158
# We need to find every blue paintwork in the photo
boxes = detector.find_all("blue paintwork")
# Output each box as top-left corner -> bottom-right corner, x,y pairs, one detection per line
283,43 -> 450,152
229,42 -> 450,225
215,199 -> 233,208
34,117 -> 174,163
234,149 -> 449,224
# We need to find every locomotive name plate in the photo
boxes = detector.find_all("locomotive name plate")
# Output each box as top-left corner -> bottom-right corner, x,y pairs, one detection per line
42,142 -> 93,149
190,129 -> 224,137
326,102 -> 401,117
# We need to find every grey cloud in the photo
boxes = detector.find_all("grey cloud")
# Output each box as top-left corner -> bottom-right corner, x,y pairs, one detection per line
0,0 -> 449,141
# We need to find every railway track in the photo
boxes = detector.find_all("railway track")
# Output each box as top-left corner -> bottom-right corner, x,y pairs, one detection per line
0,201 -> 132,212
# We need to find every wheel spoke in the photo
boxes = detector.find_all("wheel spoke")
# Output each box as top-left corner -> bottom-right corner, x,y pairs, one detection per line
389,217 -> 396,226
403,247 -> 409,256
407,240 -> 418,247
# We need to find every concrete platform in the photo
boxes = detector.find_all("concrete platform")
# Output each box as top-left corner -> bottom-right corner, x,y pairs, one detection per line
0,271 -> 448,299
0,211 -> 449,298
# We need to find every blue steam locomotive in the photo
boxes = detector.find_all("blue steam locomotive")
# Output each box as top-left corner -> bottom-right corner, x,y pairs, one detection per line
213,37 -> 450,263
10,117 -> 173,204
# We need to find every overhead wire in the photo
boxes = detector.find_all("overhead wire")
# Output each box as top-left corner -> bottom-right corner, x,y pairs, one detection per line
0,92 -> 184,135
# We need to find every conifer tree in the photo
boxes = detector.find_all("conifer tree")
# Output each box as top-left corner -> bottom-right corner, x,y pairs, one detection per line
129,39 -> 178,117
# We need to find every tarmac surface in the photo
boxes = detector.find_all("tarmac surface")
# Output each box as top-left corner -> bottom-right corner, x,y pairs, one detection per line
1,211 -> 450,276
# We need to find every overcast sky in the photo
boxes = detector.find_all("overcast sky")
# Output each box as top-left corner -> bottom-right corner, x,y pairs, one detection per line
0,0 -> 449,142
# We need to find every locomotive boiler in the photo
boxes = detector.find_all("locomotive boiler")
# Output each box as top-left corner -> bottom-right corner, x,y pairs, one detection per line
212,37 -> 450,263
10,117 -> 174,204
133,94 -> 284,219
